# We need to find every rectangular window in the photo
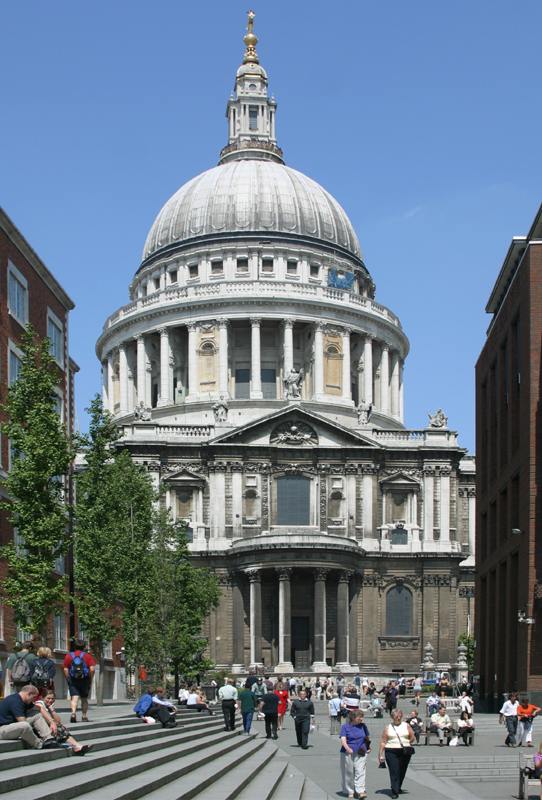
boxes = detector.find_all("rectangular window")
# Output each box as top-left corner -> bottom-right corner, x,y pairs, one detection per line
235,368 -> 250,399
261,367 -> 276,399
8,263 -> 28,324
169,269 -> 178,284
104,641 -> 113,660
9,349 -> 22,385
211,260 -> 223,275
236,257 -> 249,273
277,475 -> 311,525
310,264 -> 320,278
261,257 -> 274,273
54,613 -> 67,651
249,105 -> 258,130
287,260 -> 298,275
153,277 -> 160,291
47,311 -> 64,365
188,264 -> 199,279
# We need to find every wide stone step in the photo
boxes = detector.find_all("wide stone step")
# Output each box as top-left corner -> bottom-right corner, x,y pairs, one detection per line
270,765 -> 306,800
235,754 -> 288,799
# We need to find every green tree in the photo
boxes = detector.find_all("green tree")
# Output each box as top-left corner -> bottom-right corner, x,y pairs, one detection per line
0,327 -> 74,638
74,396 -> 154,703
458,632 -> 475,672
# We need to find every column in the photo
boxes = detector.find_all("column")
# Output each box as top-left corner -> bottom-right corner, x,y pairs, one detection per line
380,344 -> 390,414
157,328 -> 171,407
390,351 -> 400,418
218,319 -> 229,396
187,323 -> 198,400
248,570 -> 263,667
312,568 -> 328,671
468,489 -> 476,557
107,352 -> 114,413
118,343 -> 128,414
250,318 -> 263,399
231,469 -> 243,538
363,335 -> 373,404
101,359 -> 108,410
423,468 -> 434,543
362,472 -> 374,538
440,469 -> 451,544
283,319 -> 294,377
313,323 -> 324,399
399,360 -> 404,422
276,568 -> 294,672
335,571 -> 351,669
231,574 -> 245,672
342,328 -> 352,402
349,577 -> 359,668
136,334 -> 146,406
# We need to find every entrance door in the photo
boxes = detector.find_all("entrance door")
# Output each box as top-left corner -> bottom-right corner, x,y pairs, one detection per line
291,616 -> 311,670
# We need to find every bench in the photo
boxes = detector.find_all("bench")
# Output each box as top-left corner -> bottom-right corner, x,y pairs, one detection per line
518,752 -> 540,800
423,718 -> 453,746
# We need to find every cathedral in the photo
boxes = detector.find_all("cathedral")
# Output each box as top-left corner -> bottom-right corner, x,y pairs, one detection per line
97,13 -> 475,675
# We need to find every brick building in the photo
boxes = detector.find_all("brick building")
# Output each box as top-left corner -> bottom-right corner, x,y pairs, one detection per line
476,204 -> 542,707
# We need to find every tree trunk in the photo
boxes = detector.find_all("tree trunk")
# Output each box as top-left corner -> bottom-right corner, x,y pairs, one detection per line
96,651 -> 105,706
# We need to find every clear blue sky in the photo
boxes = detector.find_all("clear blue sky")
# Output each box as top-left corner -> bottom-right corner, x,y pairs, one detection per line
2,0 -> 541,452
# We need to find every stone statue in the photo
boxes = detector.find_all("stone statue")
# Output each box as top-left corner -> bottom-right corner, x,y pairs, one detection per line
356,400 -> 372,426
428,408 -> 448,429
133,401 -> 152,422
284,367 -> 304,399
212,397 -> 229,423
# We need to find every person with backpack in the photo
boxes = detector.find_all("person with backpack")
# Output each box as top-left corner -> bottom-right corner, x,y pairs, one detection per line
30,647 -> 56,697
6,642 -> 37,694
62,640 -> 96,723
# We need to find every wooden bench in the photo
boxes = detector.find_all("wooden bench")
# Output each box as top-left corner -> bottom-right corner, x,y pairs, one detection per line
518,752 -> 540,800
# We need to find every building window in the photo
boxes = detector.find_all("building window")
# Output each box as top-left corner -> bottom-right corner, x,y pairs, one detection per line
54,613 -> 67,651
236,257 -> 249,273
47,310 -> 64,366
8,262 -> 28,325
310,264 -> 320,279
176,487 -> 194,519
386,585 -> 412,636
104,641 -> 113,660
261,257 -> 274,273
9,348 -> 23,385
276,475 -> 311,525
249,105 -> 258,130
169,269 -> 178,284
235,367 -> 250,399
328,490 -> 344,520
0,605 -> 4,641
153,277 -> 160,292
211,260 -> 223,275
261,367 -> 276,399
390,525 -> 408,545
188,264 -> 199,279
287,260 -> 298,275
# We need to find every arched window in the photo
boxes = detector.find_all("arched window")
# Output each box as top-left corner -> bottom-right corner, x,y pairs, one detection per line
276,475 -> 311,525
386,584 -> 413,636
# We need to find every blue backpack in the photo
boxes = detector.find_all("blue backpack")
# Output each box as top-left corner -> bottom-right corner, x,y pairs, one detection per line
133,693 -> 153,717
69,651 -> 90,680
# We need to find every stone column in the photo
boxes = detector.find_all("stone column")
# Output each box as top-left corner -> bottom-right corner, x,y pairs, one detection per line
380,344 -> 390,415
363,335 -> 373,404
107,352 -> 114,413
313,323 -> 324,399
157,328 -> 171,407
118,343 -> 128,414
399,360 -> 404,422
218,319 -> 229,397
335,571 -> 351,670
276,568 -> 294,672
468,488 -> 476,557
101,359 -> 108,410
342,328 -> 352,402
187,323 -> 198,400
312,568 -> 328,671
440,468 -> 451,544
349,576 -> 359,668
390,351 -> 400,418
248,570 -> 263,667
250,318 -> 263,399
231,574 -> 245,673
423,468 -> 434,543
283,319 -> 294,380
362,471 -> 374,538
136,334 -> 146,406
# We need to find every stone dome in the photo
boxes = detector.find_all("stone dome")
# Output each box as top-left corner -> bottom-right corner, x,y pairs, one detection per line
142,159 -> 362,263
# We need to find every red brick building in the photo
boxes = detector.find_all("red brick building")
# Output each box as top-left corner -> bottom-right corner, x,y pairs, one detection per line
476,204 -> 542,707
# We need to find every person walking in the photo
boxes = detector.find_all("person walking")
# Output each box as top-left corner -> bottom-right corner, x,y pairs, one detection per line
62,640 -> 96,723
238,685 -> 257,735
218,678 -> 238,731
260,686 -> 280,740
5,642 -> 37,694
499,692 -> 519,747
329,691 -> 342,735
378,708 -> 416,799
30,647 -> 56,698
339,709 -> 370,799
290,689 -> 315,750
385,682 -> 398,717
274,680 -> 289,731
517,696 -> 541,747
412,676 -> 422,707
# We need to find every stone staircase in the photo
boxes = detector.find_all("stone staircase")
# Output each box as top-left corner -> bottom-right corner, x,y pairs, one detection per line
0,708 -> 331,799
412,748 -> 522,782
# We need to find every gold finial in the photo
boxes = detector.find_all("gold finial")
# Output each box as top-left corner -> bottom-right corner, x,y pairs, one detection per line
243,9 -> 259,64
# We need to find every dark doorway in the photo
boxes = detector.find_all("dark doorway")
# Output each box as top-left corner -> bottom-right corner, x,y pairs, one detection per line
291,616 -> 311,670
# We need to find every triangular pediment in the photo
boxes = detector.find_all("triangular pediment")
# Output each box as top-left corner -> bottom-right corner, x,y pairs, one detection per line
209,405 -> 382,449
162,467 -> 206,485
379,470 -> 421,488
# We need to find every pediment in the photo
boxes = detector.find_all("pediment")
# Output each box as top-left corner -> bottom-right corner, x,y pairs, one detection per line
162,467 -> 206,485
379,470 -> 421,488
210,406 -> 381,449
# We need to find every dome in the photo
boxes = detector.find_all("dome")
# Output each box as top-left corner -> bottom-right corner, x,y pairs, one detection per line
142,160 -> 362,263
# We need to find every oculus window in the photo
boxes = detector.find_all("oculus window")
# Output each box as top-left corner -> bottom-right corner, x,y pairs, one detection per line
276,475 -> 310,525
386,584 -> 413,636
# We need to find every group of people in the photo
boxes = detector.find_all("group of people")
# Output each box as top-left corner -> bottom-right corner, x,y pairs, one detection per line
499,691 -> 542,747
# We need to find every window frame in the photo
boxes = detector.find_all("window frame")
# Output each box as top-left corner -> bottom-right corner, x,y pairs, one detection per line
385,584 -> 413,636
7,261 -> 29,326
8,339 -> 23,386
47,308 -> 64,367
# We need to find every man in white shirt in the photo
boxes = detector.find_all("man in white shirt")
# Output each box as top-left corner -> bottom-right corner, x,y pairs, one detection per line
430,707 -> 452,745
328,691 -> 342,734
459,692 -> 474,716
218,678 -> 238,731
499,692 -> 519,747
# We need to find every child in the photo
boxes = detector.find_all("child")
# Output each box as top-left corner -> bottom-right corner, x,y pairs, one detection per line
35,690 -> 91,755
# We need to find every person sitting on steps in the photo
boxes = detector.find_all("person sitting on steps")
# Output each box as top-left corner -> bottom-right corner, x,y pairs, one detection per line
35,690 -> 92,754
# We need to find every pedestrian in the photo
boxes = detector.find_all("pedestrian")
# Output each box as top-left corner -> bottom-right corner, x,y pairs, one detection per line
378,708 -> 416,799
412,676 -> 422,707
62,640 -> 96,723
260,686 -> 280,739
252,676 -> 266,705
288,675 -> 297,697
499,691 -> 519,747
517,696 -> 541,747
274,680 -> 289,730
339,709 -> 370,799
290,688 -> 315,749
245,669 -> 258,691
529,741 -> 542,798
218,677 -> 238,731
385,682 -> 398,716
5,641 -> 37,694
238,684 -> 257,735
329,690 -> 342,735
29,647 -> 56,697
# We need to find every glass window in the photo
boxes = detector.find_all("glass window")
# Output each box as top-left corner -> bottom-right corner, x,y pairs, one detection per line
47,315 -> 63,364
153,277 -> 160,291
287,260 -> 298,275
169,269 -> 178,284
235,368 -> 250,399
276,475 -> 311,525
310,264 -> 320,278
236,258 -> 249,273
211,260 -> 223,275
9,350 -> 22,385
261,258 -> 274,273
249,106 -> 258,130
188,264 -> 199,279
261,368 -> 276,399
386,585 -> 412,636
54,613 -> 67,651
104,641 -> 113,660
8,268 -> 27,324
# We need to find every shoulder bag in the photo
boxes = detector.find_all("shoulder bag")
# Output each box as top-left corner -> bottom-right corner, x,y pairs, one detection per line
391,724 -> 415,757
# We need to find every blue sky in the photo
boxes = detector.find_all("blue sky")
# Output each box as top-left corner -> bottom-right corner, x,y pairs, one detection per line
2,0 -> 541,452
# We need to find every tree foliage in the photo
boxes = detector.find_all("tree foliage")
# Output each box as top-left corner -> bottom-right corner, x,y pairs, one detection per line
0,327 -> 74,637
458,632 -> 475,672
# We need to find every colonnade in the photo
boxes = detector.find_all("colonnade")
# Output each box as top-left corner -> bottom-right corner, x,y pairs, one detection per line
101,318 -> 404,419
230,567 -> 358,672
